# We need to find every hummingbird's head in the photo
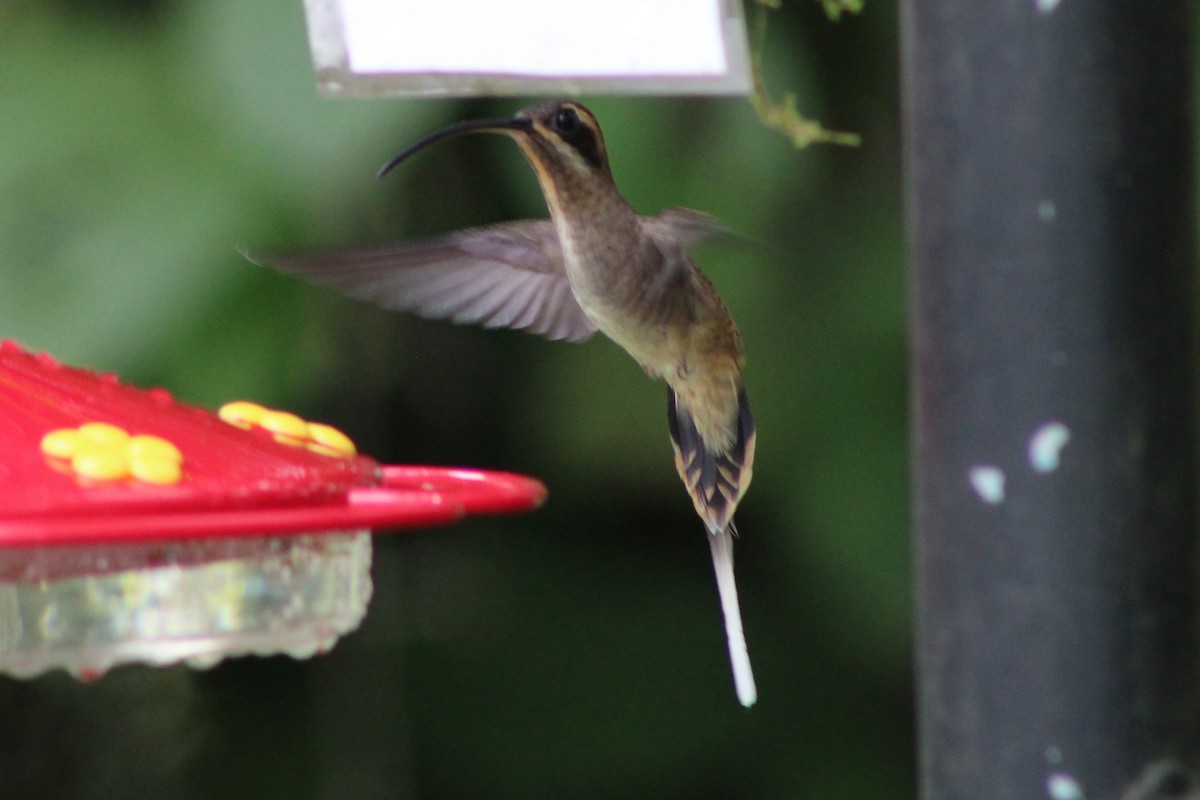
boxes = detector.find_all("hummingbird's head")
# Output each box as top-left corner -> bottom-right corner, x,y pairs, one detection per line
376,100 -> 613,187
511,101 -> 611,182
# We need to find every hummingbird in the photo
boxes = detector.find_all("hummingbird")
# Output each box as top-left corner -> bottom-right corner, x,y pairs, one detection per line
247,100 -> 757,707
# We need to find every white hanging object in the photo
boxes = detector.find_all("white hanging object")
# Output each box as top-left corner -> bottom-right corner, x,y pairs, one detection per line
303,0 -> 751,97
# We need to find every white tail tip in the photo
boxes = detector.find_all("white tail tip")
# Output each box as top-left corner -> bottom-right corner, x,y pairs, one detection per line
709,527 -> 757,707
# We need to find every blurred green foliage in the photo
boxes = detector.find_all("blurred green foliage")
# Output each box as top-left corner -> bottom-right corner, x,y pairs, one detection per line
0,0 -> 910,797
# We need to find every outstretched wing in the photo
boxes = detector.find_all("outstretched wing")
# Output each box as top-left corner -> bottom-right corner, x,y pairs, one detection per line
244,219 -> 597,343
644,207 -> 731,250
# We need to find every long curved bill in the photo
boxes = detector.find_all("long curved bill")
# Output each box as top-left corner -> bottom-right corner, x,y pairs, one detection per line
376,116 -> 533,180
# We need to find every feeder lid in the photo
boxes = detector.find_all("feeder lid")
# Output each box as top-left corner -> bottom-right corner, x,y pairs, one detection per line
0,340 -> 546,546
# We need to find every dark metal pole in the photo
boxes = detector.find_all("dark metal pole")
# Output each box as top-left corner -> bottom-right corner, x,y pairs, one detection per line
902,2 -> 1198,799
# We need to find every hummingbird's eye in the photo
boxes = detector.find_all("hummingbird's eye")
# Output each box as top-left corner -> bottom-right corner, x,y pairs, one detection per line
553,108 -> 579,132
544,103 -> 604,169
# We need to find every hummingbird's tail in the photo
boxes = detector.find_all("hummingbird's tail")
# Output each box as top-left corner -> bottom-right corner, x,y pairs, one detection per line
667,384 -> 757,706
666,384 -> 755,533
709,525 -> 757,707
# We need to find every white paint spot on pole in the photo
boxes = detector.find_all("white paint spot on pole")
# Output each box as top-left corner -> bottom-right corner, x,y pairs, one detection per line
968,465 -> 1006,504
1029,421 -> 1071,473
1036,0 -> 1063,13
1046,772 -> 1085,800
1038,199 -> 1057,221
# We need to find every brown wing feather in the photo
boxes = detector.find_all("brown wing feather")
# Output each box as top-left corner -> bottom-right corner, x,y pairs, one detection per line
644,207 -> 730,249
243,207 -> 725,344
243,220 -> 598,343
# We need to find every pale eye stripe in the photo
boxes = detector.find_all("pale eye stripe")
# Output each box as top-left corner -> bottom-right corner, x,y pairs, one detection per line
551,136 -> 592,175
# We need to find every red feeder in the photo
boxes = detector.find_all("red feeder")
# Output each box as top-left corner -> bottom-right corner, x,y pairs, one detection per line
0,340 -> 545,545
0,341 -> 546,678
